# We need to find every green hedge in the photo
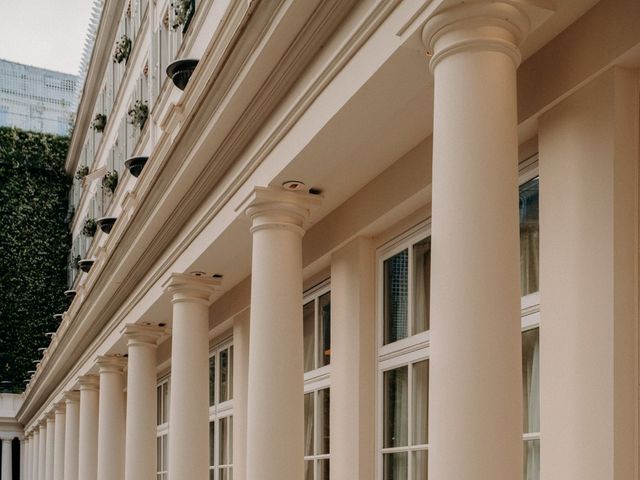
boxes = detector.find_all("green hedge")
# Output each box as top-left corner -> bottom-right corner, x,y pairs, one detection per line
0,127 -> 70,392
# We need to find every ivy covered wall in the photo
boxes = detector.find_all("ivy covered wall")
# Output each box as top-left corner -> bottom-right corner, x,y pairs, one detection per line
0,127 -> 70,392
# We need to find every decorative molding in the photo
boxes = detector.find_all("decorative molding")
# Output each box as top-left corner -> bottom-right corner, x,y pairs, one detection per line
162,273 -> 221,306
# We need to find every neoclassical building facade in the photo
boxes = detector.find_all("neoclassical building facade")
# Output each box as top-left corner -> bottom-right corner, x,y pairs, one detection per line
6,0 -> 640,479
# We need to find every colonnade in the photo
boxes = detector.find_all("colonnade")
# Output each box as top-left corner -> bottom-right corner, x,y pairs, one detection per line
17,2 -> 639,480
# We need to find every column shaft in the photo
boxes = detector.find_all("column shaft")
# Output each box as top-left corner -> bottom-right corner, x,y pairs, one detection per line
329,237 -> 375,480
2,439 -> 12,480
53,406 -> 65,480
45,417 -> 54,480
31,431 -> 39,480
423,3 -> 529,479
96,357 -> 126,480
78,377 -> 99,480
124,325 -> 164,480
63,393 -> 80,480
164,274 -> 218,480
38,424 -> 46,480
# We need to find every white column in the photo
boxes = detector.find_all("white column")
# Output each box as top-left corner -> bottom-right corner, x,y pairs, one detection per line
31,430 -> 39,480
77,376 -> 99,480
20,437 -> 25,480
63,392 -> 80,480
1,437 -> 12,480
244,187 -> 320,480
45,414 -> 55,480
96,356 -> 126,480
538,68 -> 639,480
330,237 -> 375,480
163,273 -> 220,480
37,421 -> 46,480
232,310 -> 249,480
53,403 -> 65,480
422,3 -> 530,478
123,324 -> 165,480
24,436 -> 30,480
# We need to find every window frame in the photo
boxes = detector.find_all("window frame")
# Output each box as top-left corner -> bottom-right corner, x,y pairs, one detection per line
208,338 -> 234,480
156,377 -> 170,480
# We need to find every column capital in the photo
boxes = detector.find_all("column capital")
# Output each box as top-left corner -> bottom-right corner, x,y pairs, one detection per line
38,418 -> 47,428
54,401 -> 66,414
122,323 -> 168,347
63,390 -> 80,404
96,355 -> 127,374
240,187 -> 321,235
46,411 -> 56,423
78,374 -> 99,391
422,1 -> 531,71
163,273 -> 221,306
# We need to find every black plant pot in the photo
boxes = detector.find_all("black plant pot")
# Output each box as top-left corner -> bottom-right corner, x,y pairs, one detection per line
53,314 -> 64,322
124,156 -> 148,178
97,216 -> 117,234
78,259 -> 95,273
166,58 -> 199,90
64,289 -> 76,300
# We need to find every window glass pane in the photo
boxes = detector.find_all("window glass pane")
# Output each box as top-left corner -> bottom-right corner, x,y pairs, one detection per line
228,416 -> 233,463
209,421 -> 215,467
523,439 -> 540,480
318,459 -> 330,480
156,437 -> 161,470
219,417 -> 230,465
162,435 -> 168,471
303,301 -> 315,372
412,360 -> 429,445
220,349 -> 229,402
520,177 -> 539,296
412,238 -> 431,334
318,388 -> 330,455
384,366 -> 408,448
156,385 -> 162,425
318,292 -> 331,367
229,346 -> 234,400
209,356 -> 216,406
304,392 -> 314,456
384,250 -> 409,344
304,460 -> 313,480
383,452 -> 408,480
412,450 -> 428,480
522,328 -> 540,433
162,383 -> 168,424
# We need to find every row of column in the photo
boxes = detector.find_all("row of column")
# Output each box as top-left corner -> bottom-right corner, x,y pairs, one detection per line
22,324 -> 165,480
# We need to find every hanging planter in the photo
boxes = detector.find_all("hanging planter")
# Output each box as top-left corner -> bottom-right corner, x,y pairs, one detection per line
128,100 -> 149,130
102,170 -> 119,194
64,289 -> 76,300
166,58 -> 199,91
124,156 -> 148,177
114,35 -> 132,64
53,314 -> 64,322
78,259 -> 95,273
92,113 -> 107,133
97,216 -> 117,234
171,0 -> 195,33
75,165 -> 89,181
82,218 -> 97,237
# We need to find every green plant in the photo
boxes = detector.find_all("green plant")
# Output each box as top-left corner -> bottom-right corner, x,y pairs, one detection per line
128,100 -> 149,130
82,217 -> 97,237
102,170 -> 118,194
92,113 -> 107,133
75,165 -> 89,180
113,35 -> 132,64
0,127 -> 70,392
171,0 -> 195,32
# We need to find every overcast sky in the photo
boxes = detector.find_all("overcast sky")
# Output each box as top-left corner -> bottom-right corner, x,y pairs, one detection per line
0,0 -> 94,75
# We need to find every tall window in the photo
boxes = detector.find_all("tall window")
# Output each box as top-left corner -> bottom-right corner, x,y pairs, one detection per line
520,172 -> 540,480
378,224 -> 431,480
156,379 -> 170,480
209,341 -> 234,480
303,281 -> 331,480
